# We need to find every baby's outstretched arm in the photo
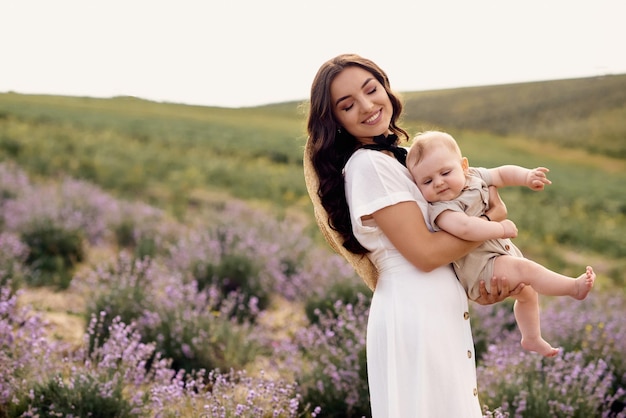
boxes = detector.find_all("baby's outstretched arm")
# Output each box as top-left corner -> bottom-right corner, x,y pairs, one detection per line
435,210 -> 518,241
490,165 -> 552,190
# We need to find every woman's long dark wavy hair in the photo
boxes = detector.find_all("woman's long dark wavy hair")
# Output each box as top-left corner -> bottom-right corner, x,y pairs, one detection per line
306,54 -> 409,254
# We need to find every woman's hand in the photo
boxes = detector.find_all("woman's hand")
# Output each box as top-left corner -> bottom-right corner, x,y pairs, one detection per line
473,276 -> 525,305
486,186 -> 507,222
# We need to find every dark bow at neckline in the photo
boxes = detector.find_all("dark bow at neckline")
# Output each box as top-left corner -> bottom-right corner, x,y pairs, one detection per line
361,133 -> 407,166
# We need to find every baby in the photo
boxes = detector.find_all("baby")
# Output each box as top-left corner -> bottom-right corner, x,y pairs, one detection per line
406,130 -> 595,357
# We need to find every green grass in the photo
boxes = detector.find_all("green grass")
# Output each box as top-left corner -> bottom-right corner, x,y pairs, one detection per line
0,94 -> 310,216
401,74 -> 626,158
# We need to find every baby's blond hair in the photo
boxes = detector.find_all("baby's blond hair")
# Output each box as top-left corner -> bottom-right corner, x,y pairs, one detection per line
406,131 -> 462,172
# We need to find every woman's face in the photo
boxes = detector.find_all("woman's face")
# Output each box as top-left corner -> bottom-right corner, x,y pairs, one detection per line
330,66 -> 393,145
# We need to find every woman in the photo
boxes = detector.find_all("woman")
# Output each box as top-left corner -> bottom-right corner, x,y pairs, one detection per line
303,54 -> 523,417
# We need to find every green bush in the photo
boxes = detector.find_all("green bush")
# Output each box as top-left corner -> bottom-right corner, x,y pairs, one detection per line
85,269 -> 149,354
112,204 -> 181,261
81,254 -> 264,375
193,252 -> 269,321
294,298 -> 371,418
21,220 -> 85,289
304,279 -> 371,324
141,296 -> 263,374
0,233 -> 29,290
11,374 -> 136,418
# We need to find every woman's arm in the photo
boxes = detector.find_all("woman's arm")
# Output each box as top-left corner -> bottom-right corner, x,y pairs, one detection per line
372,201 -> 479,272
372,197 -> 522,303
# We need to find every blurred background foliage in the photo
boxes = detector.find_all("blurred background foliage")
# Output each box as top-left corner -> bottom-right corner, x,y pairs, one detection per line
0,73 -> 625,285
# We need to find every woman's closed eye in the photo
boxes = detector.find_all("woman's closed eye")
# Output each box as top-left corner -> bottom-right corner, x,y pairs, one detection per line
341,89 -> 376,112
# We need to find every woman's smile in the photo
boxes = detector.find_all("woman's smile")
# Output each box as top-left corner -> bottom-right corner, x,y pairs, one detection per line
363,109 -> 382,125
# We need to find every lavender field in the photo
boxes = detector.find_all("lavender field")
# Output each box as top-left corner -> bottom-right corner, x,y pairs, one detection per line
1,71 -> 625,416
1,160 -> 624,418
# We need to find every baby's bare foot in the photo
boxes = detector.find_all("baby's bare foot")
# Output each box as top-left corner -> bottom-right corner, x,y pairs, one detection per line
573,266 -> 595,300
521,337 -> 559,357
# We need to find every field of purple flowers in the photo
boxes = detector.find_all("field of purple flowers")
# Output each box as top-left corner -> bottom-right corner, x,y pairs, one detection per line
1,160 -> 624,418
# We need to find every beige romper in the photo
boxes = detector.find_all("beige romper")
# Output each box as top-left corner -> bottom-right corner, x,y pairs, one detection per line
428,167 -> 524,300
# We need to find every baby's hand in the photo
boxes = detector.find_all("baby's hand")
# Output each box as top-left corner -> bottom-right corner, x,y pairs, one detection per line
527,167 -> 551,191
500,220 -> 518,238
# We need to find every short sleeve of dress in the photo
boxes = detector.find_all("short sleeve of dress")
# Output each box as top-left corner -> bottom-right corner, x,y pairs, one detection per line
344,149 -> 428,256
344,149 -> 422,225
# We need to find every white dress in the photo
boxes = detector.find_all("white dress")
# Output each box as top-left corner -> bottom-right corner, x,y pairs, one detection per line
344,149 -> 483,418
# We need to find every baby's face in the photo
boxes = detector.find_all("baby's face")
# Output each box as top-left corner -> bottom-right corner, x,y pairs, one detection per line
411,145 -> 467,203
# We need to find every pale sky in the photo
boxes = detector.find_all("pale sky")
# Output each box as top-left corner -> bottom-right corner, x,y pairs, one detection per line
1,0 -> 625,108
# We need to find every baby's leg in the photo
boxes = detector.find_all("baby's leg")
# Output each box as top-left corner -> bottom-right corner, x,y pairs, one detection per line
512,286 -> 559,357
493,256 -> 595,300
